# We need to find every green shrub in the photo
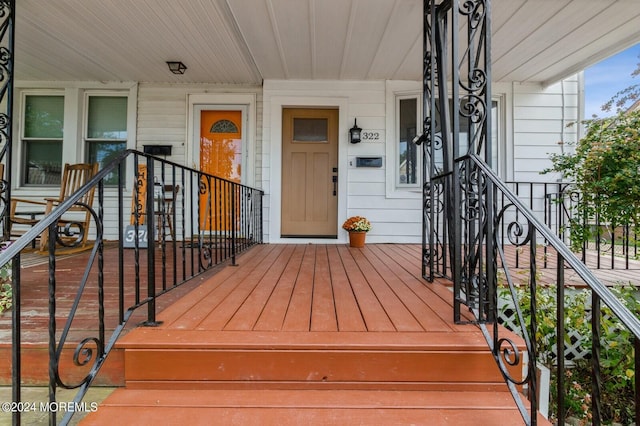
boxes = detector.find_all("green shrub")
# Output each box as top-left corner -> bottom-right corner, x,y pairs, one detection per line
544,110 -> 640,251
0,281 -> 11,314
0,243 -> 12,314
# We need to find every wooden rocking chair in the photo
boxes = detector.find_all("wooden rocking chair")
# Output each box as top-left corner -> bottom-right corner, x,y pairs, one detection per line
10,162 -> 99,252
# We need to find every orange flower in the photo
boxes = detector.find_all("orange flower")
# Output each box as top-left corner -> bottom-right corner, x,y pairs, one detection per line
342,216 -> 372,232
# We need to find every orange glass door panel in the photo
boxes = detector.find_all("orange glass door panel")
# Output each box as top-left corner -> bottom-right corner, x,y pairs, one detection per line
199,110 -> 242,230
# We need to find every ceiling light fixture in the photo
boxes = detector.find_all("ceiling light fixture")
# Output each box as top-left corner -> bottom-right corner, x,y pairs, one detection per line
166,61 -> 187,75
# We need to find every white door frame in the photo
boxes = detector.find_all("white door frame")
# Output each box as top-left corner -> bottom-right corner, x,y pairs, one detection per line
186,93 -> 256,186
185,93 -> 257,236
268,96 -> 349,244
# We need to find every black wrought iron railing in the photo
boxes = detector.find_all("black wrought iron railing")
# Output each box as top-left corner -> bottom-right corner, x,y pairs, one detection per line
424,153 -> 640,425
0,149 -> 263,425
507,180 -> 640,270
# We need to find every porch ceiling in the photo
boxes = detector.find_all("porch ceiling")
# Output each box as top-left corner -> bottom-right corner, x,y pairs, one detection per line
14,0 -> 640,86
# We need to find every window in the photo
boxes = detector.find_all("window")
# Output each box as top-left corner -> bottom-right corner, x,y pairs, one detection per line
395,95 -> 501,188
397,97 -> 420,186
211,119 -> 239,133
293,118 -> 328,142
85,95 -> 128,184
22,95 -> 64,185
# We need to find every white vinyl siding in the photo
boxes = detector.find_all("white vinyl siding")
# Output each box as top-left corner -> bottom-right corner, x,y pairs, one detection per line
264,79 -> 421,244
133,84 -> 262,242
264,77 -> 581,244
509,75 -> 581,182
136,83 -> 263,186
11,74 -> 580,244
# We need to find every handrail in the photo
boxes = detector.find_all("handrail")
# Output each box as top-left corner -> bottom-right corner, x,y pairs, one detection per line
1,149 -> 263,425
504,179 -> 638,270
425,152 -> 640,425
471,154 -> 640,336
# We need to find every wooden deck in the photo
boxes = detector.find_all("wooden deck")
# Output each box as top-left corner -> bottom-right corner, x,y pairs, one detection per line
498,243 -> 640,287
2,243 -> 638,382
148,244 -> 468,333
68,243 -> 535,425
10,242 -> 631,423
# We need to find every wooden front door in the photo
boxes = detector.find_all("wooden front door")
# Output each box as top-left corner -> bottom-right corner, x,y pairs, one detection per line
281,108 -> 338,237
199,109 -> 242,230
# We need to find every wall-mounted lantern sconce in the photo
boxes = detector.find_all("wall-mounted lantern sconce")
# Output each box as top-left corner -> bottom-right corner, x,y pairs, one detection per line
166,61 -> 187,75
349,119 -> 362,144
412,133 -> 427,145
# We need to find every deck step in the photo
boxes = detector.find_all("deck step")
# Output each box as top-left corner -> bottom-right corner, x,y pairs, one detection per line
117,330 -> 521,390
80,389 -> 536,425
0,344 -> 125,386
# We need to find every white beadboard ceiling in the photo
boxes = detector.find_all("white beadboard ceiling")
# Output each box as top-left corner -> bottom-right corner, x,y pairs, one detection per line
14,0 -> 640,86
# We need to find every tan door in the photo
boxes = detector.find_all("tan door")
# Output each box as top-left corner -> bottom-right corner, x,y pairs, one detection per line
281,108 -> 338,237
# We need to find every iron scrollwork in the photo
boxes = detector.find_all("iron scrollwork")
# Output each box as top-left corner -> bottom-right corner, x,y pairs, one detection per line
0,0 -> 12,239
52,205 -> 104,390
199,173 -> 213,269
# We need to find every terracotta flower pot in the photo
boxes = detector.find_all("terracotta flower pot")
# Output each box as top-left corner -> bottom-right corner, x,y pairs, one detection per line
348,231 -> 366,248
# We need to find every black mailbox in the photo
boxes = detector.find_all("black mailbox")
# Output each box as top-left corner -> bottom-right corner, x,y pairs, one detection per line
143,145 -> 172,156
355,157 -> 383,168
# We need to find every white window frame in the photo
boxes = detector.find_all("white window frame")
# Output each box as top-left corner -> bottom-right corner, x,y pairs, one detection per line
386,81 -> 505,198
385,81 -> 423,199
13,83 -> 137,192
83,92 -> 129,182
19,90 -> 66,186
396,94 -> 422,189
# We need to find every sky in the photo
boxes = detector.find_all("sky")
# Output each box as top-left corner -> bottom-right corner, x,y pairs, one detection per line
584,43 -> 640,118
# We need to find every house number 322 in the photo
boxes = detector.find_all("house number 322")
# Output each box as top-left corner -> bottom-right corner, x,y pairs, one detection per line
361,131 -> 380,141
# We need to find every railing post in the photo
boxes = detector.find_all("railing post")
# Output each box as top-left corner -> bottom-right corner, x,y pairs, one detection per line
635,336 -> 640,426
47,223 -> 57,426
486,177 -> 496,322
591,291 -> 603,424
556,255 -> 566,426
231,183 -> 237,266
117,162 -> 125,324
529,226 -> 538,424
1,0 -> 15,240
11,253 -> 20,426
143,156 -> 161,326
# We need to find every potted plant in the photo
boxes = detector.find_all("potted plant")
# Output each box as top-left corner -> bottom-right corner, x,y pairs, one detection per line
342,216 -> 371,248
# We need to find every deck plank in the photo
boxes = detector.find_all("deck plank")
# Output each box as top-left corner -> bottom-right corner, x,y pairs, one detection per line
336,246 -> 396,331
82,389 -> 532,426
282,245 -> 316,331
253,245 -> 306,331
196,245 -> 286,330
364,245 -> 452,332
349,247 -> 424,331
225,245 -> 296,330
326,245 -> 367,331
164,245 -> 278,329
382,244 -> 476,329
310,245 -> 339,331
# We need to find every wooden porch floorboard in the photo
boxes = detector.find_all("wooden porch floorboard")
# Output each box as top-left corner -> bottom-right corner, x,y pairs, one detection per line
148,243 -> 460,335
3,241 -> 639,391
